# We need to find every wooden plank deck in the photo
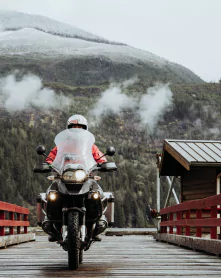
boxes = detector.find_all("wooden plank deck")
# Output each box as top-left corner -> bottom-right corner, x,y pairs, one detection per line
0,234 -> 221,277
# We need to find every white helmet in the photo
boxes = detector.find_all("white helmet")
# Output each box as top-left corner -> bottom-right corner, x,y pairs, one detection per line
66,114 -> 88,130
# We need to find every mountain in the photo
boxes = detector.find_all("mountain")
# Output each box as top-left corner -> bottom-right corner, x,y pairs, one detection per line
0,10 -> 203,85
0,11 -> 213,228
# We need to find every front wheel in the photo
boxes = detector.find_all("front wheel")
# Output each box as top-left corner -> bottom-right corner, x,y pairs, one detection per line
79,249 -> 83,264
68,211 -> 80,270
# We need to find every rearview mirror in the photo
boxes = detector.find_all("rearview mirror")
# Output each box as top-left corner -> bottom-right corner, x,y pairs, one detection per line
36,145 -> 46,155
105,146 -> 115,156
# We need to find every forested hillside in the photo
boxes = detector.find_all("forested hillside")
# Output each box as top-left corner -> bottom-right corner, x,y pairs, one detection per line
0,80 -> 221,227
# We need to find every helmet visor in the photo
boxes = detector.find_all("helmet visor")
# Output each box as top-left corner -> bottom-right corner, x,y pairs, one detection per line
68,123 -> 87,130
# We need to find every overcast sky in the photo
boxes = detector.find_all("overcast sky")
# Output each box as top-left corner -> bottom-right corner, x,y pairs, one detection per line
0,0 -> 221,82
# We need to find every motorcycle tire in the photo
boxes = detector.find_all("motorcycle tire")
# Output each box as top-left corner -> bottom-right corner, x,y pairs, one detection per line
68,211 -> 80,270
79,249 -> 83,264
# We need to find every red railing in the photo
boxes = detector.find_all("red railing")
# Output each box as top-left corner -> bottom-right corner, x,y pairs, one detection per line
160,193 -> 221,239
0,201 -> 30,236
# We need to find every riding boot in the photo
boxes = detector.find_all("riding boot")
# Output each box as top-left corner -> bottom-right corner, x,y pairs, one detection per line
93,215 -> 108,241
48,235 -> 57,242
94,235 -> 102,241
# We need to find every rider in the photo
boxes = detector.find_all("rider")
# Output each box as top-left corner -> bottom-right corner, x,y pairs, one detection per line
45,114 -> 107,242
46,114 -> 107,165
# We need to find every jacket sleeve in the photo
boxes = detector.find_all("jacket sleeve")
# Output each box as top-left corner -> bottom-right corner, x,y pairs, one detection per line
45,146 -> 57,164
92,144 -> 107,163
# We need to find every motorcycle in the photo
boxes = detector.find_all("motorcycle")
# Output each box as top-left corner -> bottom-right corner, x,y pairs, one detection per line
33,128 -> 117,270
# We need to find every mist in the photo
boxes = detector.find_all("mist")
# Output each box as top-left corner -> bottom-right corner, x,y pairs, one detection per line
0,73 -> 70,112
138,83 -> 173,133
89,79 -> 173,133
89,79 -> 137,120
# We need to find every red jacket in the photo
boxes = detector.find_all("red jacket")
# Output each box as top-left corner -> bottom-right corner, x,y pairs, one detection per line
46,144 -> 107,164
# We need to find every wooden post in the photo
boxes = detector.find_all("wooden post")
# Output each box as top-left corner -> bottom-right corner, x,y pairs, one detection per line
9,212 -> 14,235
185,210 -> 190,236
211,206 -> 217,239
169,213 -> 173,234
17,213 -> 21,234
0,210 -> 5,236
24,215 -> 28,234
196,209 -> 202,237
161,214 -> 167,233
176,211 -> 182,235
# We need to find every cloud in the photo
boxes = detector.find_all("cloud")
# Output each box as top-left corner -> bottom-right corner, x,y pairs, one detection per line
193,118 -> 202,128
121,76 -> 138,88
89,79 -> 173,132
137,83 -> 173,133
0,73 -> 70,112
208,127 -> 220,135
89,78 -> 137,120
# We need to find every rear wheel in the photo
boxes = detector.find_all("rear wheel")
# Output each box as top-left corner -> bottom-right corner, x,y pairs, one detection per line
68,211 -> 80,270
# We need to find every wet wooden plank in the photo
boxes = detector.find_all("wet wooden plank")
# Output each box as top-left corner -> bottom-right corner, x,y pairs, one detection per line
0,235 -> 221,277
105,230 -> 155,236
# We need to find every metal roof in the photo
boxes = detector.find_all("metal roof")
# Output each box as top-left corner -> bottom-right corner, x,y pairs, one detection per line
159,139 -> 221,174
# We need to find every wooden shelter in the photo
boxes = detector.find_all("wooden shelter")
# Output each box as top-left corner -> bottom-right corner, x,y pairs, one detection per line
157,139 -> 221,203
154,139 -> 221,252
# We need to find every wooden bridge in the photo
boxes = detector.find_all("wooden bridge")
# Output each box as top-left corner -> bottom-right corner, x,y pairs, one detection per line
1,234 -> 221,277
1,196 -> 221,277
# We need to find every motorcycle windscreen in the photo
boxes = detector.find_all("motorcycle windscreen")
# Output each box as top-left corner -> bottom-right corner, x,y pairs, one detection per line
52,128 -> 96,174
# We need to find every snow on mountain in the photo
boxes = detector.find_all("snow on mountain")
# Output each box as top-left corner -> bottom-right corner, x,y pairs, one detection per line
0,10 -> 121,44
0,10 -> 203,84
0,10 -> 167,66
0,28 -> 168,65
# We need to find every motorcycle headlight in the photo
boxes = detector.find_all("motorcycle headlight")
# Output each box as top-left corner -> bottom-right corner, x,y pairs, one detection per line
62,170 -> 87,182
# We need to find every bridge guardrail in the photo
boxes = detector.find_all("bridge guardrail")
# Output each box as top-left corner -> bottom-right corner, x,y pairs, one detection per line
153,193 -> 221,255
0,201 -> 30,237
159,193 -> 221,239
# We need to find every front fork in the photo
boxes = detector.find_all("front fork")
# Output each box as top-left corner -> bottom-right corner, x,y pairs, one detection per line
62,207 -> 86,242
